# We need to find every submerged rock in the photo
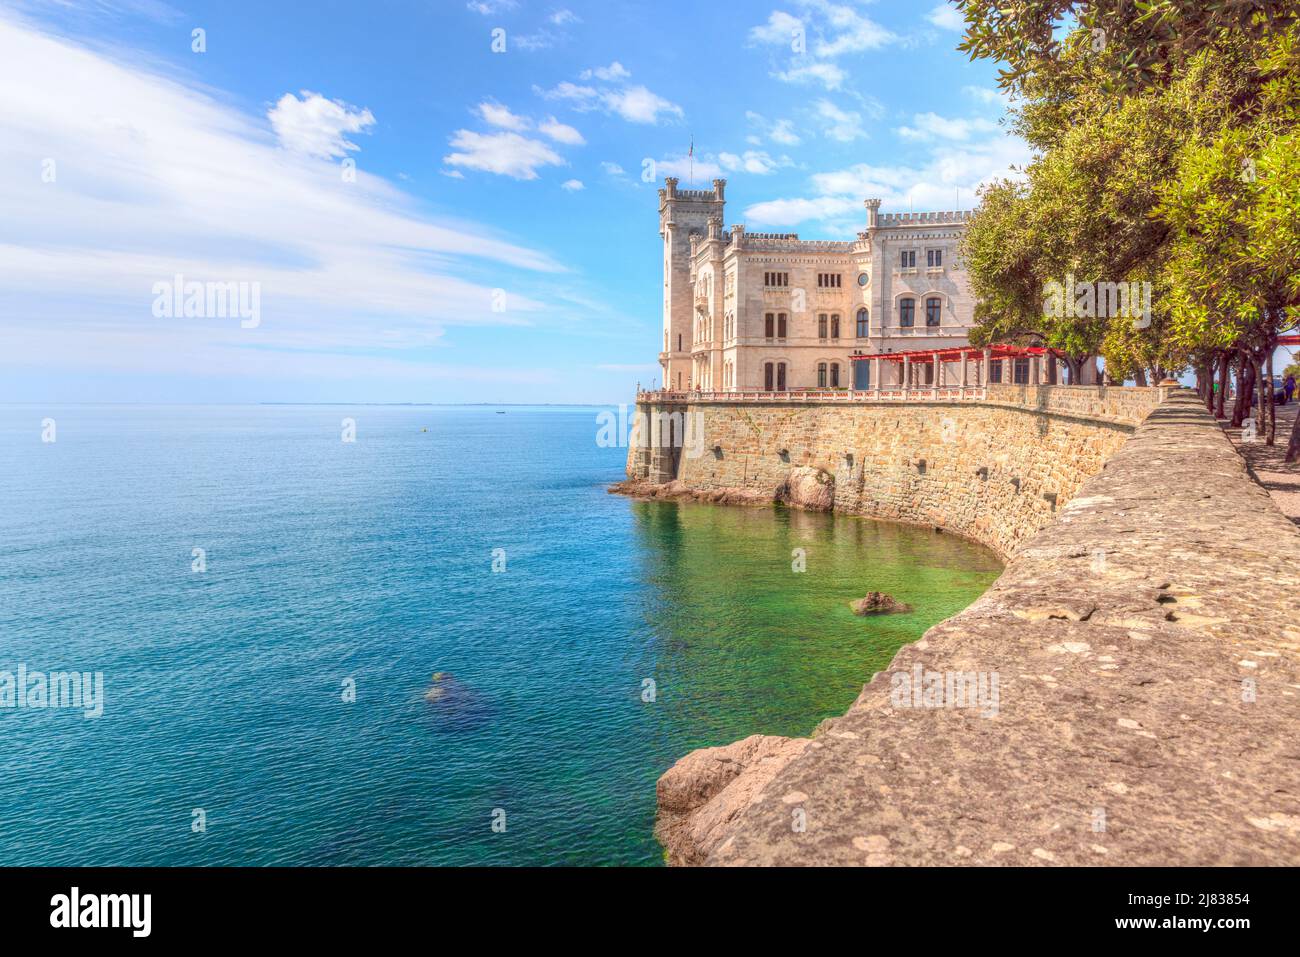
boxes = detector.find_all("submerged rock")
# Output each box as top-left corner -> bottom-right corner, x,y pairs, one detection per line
850,592 -> 913,615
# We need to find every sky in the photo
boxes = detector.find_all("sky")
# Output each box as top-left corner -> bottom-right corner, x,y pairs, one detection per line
0,0 -> 1038,404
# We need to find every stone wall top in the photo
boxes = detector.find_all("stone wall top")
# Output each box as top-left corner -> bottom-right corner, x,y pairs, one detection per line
672,390 -> 1300,865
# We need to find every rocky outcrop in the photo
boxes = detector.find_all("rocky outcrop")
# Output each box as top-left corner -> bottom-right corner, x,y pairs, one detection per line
655,734 -> 810,865
654,391 -> 1300,866
608,478 -> 772,507
777,466 -> 835,511
850,592 -> 912,615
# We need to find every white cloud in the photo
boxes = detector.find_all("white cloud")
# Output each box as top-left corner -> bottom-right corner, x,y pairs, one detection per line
719,150 -> 788,175
747,111 -> 802,146
268,91 -> 375,159
600,85 -> 683,124
775,61 -> 846,90
962,85 -> 1004,106
600,161 -> 625,175
815,98 -> 868,142
0,14 -> 569,391
466,0 -> 518,15
443,129 -> 566,179
744,132 -> 1033,230
550,9 -> 580,25
926,3 -> 965,31
539,116 -> 585,145
811,3 -> 896,57
749,10 -> 804,46
534,80 -> 599,107
476,100 -> 530,131
580,61 -> 631,82
744,195 -> 862,226
560,178 -> 584,191
896,112 -> 999,141
658,153 -> 724,180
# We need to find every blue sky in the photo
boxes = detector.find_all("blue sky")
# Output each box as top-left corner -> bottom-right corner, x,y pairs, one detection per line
1,0 -> 1033,404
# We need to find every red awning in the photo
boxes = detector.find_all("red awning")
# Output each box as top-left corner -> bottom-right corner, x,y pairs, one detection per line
849,344 -> 1057,363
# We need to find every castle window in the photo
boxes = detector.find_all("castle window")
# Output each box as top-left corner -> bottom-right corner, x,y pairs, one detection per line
778,313 -> 788,339
765,313 -> 774,339
1013,357 -> 1031,384
816,273 -> 842,288
764,271 -> 789,288
765,362 -> 774,390
926,297 -> 942,327
900,250 -> 916,269
856,308 -> 869,337
818,362 -> 827,388
927,249 -> 943,268
989,359 -> 1003,383
830,314 -> 840,339
818,314 -> 828,339
830,363 -> 841,388
899,298 -> 915,327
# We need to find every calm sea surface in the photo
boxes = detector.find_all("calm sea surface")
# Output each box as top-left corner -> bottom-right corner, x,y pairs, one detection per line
0,404 -> 1000,865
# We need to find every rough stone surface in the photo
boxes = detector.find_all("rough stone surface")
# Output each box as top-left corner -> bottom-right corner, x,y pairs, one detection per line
652,390 -> 1300,866
655,734 -> 811,866
850,592 -> 912,615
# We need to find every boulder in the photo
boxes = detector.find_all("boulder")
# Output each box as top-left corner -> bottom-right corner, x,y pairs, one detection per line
779,466 -> 835,511
850,592 -> 913,615
655,734 -> 810,865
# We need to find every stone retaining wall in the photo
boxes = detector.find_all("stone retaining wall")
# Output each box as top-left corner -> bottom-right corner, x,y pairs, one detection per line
624,386 -> 1165,559
652,390 -> 1300,866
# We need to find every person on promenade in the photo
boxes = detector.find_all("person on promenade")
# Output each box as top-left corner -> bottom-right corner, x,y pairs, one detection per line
1286,373 -> 1296,405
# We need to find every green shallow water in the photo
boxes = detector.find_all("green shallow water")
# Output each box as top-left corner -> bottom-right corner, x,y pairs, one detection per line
631,499 -> 1003,748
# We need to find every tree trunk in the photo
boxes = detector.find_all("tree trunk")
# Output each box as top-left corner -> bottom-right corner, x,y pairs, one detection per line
1134,367 -> 1148,387
1234,359 -> 1255,428
1267,351 -> 1276,446
1257,358 -> 1268,440
1214,351 -> 1230,418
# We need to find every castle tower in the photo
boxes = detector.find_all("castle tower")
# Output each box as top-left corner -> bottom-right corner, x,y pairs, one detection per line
658,177 -> 725,391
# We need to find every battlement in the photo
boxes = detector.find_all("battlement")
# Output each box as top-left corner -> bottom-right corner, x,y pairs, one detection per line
878,210 -> 973,226
659,177 -> 726,206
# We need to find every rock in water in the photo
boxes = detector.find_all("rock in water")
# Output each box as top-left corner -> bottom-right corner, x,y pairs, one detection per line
656,734 -> 811,866
850,592 -> 913,615
779,466 -> 835,511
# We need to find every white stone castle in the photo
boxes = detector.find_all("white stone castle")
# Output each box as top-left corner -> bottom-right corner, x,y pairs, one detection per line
657,177 -> 978,393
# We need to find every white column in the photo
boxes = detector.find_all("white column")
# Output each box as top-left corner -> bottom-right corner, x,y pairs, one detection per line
981,347 -> 991,387
872,356 -> 881,397
960,350 -> 968,389
903,355 -> 910,397
934,354 -> 940,396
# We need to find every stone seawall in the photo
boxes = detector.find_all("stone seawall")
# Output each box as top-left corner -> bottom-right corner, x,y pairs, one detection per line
623,385 -> 1166,559
649,390 -> 1300,866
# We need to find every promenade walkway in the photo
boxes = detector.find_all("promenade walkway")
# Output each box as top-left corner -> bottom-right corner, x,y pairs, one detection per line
1219,401 -> 1300,526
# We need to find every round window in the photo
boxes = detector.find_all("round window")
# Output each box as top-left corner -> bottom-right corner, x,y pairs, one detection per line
857,272 -> 869,287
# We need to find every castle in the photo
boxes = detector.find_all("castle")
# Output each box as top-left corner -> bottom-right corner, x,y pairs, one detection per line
657,177 -> 978,393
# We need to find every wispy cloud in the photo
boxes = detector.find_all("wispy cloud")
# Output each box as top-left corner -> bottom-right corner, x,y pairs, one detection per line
0,13 -> 571,388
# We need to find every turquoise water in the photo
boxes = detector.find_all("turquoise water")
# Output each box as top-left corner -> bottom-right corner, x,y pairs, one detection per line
0,405 -> 1000,865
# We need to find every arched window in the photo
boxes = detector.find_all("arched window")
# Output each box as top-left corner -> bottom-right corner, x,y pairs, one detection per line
818,314 -> 828,339
856,308 -> 869,338
817,362 -> 828,387
899,298 -> 915,327
777,313 -> 788,339
926,297 -> 942,327
830,362 -> 841,388
764,362 -> 774,390
830,314 -> 840,339
765,313 -> 774,339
